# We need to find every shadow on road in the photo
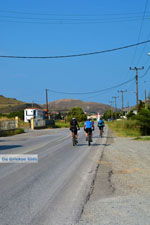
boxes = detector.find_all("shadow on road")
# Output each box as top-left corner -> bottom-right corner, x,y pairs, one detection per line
93,136 -> 115,139
77,143 -> 88,146
77,143 -> 109,147
0,145 -> 22,151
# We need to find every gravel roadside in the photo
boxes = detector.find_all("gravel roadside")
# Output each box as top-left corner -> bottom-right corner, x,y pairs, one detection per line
78,130 -> 150,225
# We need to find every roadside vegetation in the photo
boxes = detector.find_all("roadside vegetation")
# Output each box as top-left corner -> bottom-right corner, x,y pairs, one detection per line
133,136 -> 150,141
54,107 -> 87,128
54,120 -> 84,128
0,111 -> 24,120
104,100 -> 150,138
0,128 -> 24,137
106,120 -> 141,137
67,107 -> 87,122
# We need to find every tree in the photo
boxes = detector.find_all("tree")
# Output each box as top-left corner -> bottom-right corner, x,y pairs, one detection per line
7,111 -> 24,120
103,110 -> 113,120
67,107 -> 87,122
103,109 -> 121,120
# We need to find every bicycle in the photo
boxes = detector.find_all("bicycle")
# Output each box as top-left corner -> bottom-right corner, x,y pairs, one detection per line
100,128 -> 103,138
86,130 -> 93,146
72,133 -> 78,146
98,126 -> 104,138
71,127 -> 79,146
87,132 -> 92,146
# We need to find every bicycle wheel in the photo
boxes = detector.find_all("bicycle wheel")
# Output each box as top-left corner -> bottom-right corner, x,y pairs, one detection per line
100,130 -> 102,137
88,134 -> 91,146
72,137 -> 76,146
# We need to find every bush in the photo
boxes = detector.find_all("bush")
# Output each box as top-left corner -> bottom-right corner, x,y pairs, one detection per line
67,107 -> 87,122
134,108 -> 150,135
107,120 -> 141,137
6,111 -> 24,120
0,128 -> 24,137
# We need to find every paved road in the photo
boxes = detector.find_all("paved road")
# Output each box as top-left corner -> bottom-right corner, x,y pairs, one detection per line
0,127 -> 107,225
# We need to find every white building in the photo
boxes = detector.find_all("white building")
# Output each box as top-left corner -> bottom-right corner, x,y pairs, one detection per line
24,108 -> 45,122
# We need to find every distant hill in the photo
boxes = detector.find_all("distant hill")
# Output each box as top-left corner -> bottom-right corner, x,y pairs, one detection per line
0,96 -> 112,114
0,95 -> 24,108
0,95 -> 41,113
44,99 -> 112,114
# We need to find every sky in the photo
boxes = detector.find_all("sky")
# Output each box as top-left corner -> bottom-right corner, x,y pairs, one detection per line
0,0 -> 150,109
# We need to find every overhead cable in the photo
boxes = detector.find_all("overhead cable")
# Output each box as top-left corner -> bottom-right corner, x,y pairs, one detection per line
0,9 -> 150,16
48,78 -> 135,95
131,0 -> 149,65
139,64 -> 150,78
0,40 -> 150,59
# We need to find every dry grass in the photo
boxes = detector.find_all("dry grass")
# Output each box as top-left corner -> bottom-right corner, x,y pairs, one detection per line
106,120 -> 141,137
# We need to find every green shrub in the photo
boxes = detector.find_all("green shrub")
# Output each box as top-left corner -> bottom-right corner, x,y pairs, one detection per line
0,128 -> 24,137
67,107 -> 87,122
134,108 -> 150,135
107,120 -> 141,137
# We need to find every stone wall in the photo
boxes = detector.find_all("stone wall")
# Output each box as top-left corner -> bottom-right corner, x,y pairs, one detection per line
0,120 -> 16,131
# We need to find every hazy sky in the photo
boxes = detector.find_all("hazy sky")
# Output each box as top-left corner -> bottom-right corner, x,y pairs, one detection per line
0,0 -> 150,108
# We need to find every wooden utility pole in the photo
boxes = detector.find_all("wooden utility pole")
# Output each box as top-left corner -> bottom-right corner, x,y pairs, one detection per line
129,66 -> 144,107
45,89 -> 49,117
118,90 -> 127,111
112,96 -> 119,112
145,89 -> 147,102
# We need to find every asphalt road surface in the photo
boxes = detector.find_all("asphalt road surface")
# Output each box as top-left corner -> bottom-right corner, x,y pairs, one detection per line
0,127 -> 107,225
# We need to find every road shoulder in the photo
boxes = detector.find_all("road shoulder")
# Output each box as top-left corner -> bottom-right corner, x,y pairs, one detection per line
78,130 -> 150,225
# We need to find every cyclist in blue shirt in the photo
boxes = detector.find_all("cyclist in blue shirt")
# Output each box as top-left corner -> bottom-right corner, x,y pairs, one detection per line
84,118 -> 94,141
97,118 -> 105,136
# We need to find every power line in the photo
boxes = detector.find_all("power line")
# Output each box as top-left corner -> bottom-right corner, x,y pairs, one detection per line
0,17 -> 149,25
0,14 -> 149,21
0,40 -> 150,59
139,64 -> 150,78
130,0 -> 149,65
48,78 -> 135,95
0,9 -> 149,16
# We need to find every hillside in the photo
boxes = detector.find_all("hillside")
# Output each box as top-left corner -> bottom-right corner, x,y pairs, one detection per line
0,96 -> 112,114
0,95 -> 24,108
0,95 -> 41,113
45,99 -> 112,113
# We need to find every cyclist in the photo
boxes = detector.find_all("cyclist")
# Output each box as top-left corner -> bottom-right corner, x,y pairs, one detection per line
97,118 -> 105,137
84,118 -> 94,141
70,118 -> 80,142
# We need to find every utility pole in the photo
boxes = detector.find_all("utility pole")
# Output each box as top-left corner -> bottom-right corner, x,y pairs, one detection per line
145,89 -> 147,102
118,90 -> 127,111
109,100 -> 114,109
112,96 -> 119,112
45,89 -> 49,117
109,100 -> 114,119
129,66 -> 144,107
